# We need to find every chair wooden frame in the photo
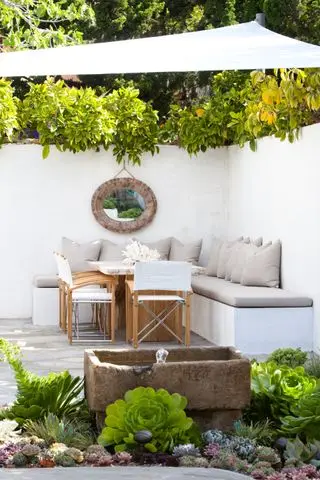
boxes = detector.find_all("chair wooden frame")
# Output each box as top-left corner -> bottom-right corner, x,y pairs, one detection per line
55,254 -> 117,344
125,279 -> 192,348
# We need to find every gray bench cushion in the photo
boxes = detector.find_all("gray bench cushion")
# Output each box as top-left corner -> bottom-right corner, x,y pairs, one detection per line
33,275 -> 59,288
191,275 -> 313,308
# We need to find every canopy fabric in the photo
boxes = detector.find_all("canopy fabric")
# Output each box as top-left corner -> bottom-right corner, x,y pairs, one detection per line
0,21 -> 320,77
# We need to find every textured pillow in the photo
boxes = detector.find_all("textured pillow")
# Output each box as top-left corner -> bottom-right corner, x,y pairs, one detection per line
230,237 -> 263,283
169,238 -> 202,264
99,239 -> 127,262
61,237 -> 101,272
133,237 -> 172,260
205,237 -> 223,276
241,240 -> 281,288
216,237 -> 243,279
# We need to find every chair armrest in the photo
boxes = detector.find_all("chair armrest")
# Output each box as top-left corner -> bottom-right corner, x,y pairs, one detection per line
125,280 -> 134,294
71,272 -> 116,290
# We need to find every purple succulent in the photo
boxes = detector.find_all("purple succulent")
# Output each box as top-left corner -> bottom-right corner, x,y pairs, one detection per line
267,473 -> 287,480
97,454 -> 113,466
298,465 -> 320,478
251,469 -> 269,479
113,452 -> 132,465
0,443 -> 21,466
203,443 -> 220,458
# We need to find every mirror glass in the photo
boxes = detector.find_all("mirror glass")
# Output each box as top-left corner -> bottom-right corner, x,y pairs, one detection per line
91,177 -> 157,233
103,189 -> 145,222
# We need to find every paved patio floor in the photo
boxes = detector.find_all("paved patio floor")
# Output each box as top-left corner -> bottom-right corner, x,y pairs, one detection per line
0,318 -> 212,405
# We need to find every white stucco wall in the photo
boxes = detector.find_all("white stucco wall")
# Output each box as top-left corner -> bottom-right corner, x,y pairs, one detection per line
2,125 -> 320,350
227,123 -> 320,351
0,144 -> 228,318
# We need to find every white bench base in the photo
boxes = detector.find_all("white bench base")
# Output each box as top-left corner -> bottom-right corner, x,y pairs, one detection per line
191,293 -> 314,354
32,287 -> 59,326
32,287 -> 95,326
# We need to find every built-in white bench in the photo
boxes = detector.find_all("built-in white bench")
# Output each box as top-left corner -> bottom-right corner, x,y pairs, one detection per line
32,275 -> 59,326
190,275 -> 313,355
33,272 -> 313,355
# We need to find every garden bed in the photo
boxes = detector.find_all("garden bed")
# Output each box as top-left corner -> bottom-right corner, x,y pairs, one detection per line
2,340 -> 320,478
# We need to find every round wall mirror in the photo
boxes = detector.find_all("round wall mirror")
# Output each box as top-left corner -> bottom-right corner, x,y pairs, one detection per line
91,178 -> 157,233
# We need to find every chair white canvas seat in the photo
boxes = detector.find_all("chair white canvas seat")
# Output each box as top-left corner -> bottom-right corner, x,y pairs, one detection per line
72,291 -> 112,302
137,295 -> 184,302
129,261 -> 192,348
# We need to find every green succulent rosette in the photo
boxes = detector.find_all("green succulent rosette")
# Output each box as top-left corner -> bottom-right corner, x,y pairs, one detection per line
98,386 -> 198,453
249,361 -> 317,425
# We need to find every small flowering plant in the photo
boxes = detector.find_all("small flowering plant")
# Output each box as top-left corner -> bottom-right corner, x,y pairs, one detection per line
122,241 -> 160,265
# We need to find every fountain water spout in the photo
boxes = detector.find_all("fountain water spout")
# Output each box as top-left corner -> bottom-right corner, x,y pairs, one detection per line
156,348 -> 169,364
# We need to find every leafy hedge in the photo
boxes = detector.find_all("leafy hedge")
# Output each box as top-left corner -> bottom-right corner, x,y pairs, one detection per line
1,68 -> 320,164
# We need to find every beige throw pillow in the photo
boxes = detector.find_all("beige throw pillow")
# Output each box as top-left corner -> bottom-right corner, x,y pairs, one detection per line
252,236 -> 263,247
241,240 -> 281,288
225,238 -> 250,281
205,237 -> 223,276
133,237 -> 172,260
61,237 -> 101,272
230,237 -> 263,283
99,239 -> 127,262
216,237 -> 243,279
169,238 -> 202,264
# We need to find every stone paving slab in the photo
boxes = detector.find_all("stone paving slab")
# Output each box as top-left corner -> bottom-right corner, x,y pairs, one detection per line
0,319 -> 213,405
0,467 -> 250,479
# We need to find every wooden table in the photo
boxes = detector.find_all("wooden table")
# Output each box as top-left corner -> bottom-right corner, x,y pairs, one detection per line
87,261 -> 203,343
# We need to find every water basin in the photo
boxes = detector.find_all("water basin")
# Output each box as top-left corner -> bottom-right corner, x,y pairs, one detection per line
84,346 -> 251,430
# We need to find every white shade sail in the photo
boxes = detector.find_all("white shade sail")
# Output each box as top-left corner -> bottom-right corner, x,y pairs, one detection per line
0,21 -> 320,77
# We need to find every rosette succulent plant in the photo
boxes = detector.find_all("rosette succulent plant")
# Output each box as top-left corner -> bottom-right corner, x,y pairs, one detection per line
173,444 -> 201,457
202,429 -> 256,460
246,362 -> 317,425
98,387 -> 198,453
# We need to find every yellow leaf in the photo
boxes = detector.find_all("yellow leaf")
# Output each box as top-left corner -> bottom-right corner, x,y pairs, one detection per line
260,110 -> 276,125
195,108 -> 205,117
262,90 -> 273,105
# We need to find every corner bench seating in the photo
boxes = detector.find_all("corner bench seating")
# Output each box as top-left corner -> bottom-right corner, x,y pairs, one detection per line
190,275 -> 313,355
32,236 -> 314,354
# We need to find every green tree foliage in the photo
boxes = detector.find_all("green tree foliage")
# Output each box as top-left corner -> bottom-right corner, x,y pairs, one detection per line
0,70 -> 319,162
18,79 -> 158,164
0,0 -> 95,49
104,87 -> 159,165
160,68 -> 320,154
19,78 -> 115,158
264,0 -> 320,45
0,79 -> 19,145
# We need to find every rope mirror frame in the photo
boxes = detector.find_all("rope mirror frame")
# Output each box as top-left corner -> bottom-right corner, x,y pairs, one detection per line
91,178 -> 157,233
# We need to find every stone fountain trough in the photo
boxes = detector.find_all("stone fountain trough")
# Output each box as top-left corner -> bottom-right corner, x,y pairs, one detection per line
84,346 -> 251,430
